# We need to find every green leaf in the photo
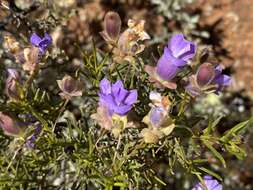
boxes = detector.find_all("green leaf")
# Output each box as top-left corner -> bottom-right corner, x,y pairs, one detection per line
198,167 -> 222,181
225,143 -> 247,160
191,171 -> 208,190
202,140 -> 226,168
203,115 -> 223,135
221,117 -> 253,142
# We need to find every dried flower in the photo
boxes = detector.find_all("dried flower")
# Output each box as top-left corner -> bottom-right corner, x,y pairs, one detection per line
100,11 -> 122,43
57,75 -> 82,100
91,106 -> 132,137
30,33 -> 52,55
145,33 -> 196,89
98,78 -> 138,116
113,19 -> 150,62
186,63 -> 231,97
0,112 -> 23,137
91,106 -> 113,130
5,69 -> 21,100
140,128 -> 162,144
22,46 -> 40,74
192,175 -> 222,190
3,34 -> 21,54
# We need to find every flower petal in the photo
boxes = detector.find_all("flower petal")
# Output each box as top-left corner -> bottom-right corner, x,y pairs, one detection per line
111,80 -> 124,96
156,52 -> 181,81
115,88 -> 129,105
99,78 -> 111,95
38,33 -> 52,53
30,33 -> 42,46
163,46 -> 186,67
124,90 -> 137,105
150,107 -> 164,126
169,33 -> 196,61
112,104 -> 132,116
215,74 -> 231,87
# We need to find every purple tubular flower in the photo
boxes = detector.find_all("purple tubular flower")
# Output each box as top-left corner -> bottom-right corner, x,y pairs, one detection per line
30,33 -> 52,54
98,78 -> 137,116
192,176 -> 222,190
156,33 -> 197,81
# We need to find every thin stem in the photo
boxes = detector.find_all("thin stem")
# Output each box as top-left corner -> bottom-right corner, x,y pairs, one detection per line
24,70 -> 38,91
52,99 -> 69,133
27,104 -> 48,128
95,129 -> 106,149
113,134 -> 122,166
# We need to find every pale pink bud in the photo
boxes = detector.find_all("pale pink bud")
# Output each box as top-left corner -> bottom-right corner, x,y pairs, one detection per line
0,112 -> 23,137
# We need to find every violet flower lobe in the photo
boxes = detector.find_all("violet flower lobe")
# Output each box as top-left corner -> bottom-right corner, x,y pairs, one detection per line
192,175 -> 222,190
98,78 -> 137,116
30,33 -> 52,54
213,65 -> 231,93
145,33 -> 196,89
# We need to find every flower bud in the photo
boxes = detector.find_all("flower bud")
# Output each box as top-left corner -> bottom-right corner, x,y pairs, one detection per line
5,69 -> 21,100
196,63 -> 215,87
104,11 -> 121,41
0,112 -> 23,137
57,75 -> 82,99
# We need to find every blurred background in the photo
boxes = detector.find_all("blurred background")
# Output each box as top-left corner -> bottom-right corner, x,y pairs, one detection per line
0,0 -> 252,189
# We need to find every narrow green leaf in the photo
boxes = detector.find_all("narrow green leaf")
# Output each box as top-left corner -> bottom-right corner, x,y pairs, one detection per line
221,117 -> 253,142
198,167 -> 222,181
202,140 -> 226,168
204,115 -> 223,135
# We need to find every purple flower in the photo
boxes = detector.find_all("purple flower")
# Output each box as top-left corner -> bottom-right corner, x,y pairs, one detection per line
30,33 -> 52,54
144,34 -> 196,89
5,69 -> 20,100
192,175 -> 222,190
156,33 -> 197,81
98,78 -> 137,116
186,63 -> 231,96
